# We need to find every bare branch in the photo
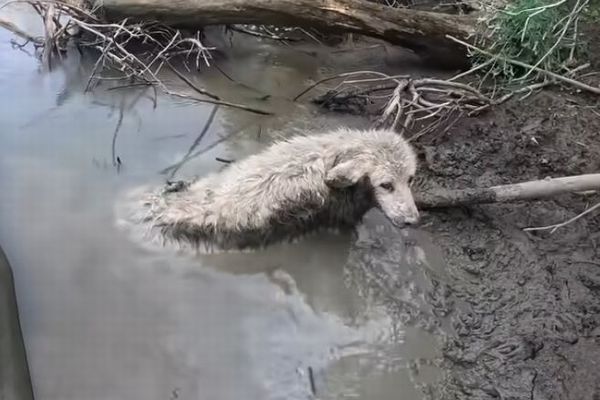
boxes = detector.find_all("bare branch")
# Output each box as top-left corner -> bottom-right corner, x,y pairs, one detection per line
165,61 -> 220,100
416,174 -> 600,209
164,104 -> 220,180
165,90 -> 272,115
307,72 -> 489,135
523,201 -> 600,233
11,1 -> 272,117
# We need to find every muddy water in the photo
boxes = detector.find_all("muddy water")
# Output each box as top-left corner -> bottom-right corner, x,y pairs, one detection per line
0,7 -> 450,400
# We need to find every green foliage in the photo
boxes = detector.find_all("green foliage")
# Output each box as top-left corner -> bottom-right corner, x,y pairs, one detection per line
583,0 -> 600,21
475,0 -> 588,81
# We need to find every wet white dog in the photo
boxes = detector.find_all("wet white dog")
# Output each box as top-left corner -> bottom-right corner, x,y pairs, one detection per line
116,128 -> 419,252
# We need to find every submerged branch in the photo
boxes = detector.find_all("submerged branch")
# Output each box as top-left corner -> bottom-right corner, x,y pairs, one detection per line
0,17 -> 43,44
165,104 -> 219,180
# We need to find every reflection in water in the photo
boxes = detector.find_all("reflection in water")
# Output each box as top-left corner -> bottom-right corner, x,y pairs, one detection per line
0,8 -> 450,400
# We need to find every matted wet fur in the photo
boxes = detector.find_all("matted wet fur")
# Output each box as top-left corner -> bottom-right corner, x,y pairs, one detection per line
116,128 -> 419,253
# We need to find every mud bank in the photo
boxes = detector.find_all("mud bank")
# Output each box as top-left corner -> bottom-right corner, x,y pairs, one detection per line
411,92 -> 600,399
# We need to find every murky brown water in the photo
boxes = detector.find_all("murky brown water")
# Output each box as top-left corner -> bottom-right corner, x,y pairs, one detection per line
0,5 -> 449,400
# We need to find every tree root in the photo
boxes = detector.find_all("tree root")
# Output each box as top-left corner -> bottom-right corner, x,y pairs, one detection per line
296,71 -> 491,138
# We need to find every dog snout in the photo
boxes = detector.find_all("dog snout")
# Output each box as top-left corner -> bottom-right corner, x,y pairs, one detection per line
402,198 -> 420,226
390,212 -> 420,227
403,212 -> 420,226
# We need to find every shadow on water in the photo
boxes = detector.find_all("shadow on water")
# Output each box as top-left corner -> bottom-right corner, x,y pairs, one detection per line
0,6 -> 454,400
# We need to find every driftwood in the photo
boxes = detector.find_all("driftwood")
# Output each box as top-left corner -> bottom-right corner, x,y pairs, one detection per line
416,173 -> 600,209
97,0 -> 476,66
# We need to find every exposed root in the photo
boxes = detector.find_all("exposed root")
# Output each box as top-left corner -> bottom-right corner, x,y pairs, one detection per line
301,50 -> 598,139
298,71 -> 491,138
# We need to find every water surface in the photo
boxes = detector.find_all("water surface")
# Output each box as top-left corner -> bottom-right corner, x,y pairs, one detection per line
0,8 -> 448,400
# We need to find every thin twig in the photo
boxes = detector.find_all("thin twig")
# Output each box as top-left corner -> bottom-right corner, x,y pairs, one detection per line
166,104 -> 219,180
523,201 -> 600,233
17,3 -> 271,117
502,0 -> 566,16
107,82 -> 155,91
111,99 -> 125,167
160,122 -> 258,176
166,61 -> 220,100
228,25 -> 298,41
293,71 -> 403,101
519,0 -> 587,81
85,19 -> 126,92
571,260 -> 600,267
166,90 -> 272,115
308,367 -> 317,396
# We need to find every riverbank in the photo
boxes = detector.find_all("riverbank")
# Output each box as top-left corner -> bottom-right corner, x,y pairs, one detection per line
416,89 -> 600,398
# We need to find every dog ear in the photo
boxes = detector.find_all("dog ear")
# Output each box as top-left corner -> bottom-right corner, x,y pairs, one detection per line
325,159 -> 366,188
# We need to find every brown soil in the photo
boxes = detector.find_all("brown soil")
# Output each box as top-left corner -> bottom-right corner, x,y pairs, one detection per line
415,91 -> 600,399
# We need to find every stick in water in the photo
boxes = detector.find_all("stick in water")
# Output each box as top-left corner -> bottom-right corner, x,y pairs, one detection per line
308,366 -> 316,396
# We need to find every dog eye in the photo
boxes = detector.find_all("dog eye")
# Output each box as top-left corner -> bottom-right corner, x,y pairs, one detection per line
380,182 -> 394,192
408,176 -> 415,186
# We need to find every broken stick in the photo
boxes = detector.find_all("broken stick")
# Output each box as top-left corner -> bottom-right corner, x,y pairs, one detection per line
416,173 -> 600,209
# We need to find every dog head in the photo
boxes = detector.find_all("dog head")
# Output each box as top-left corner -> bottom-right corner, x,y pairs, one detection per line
325,129 -> 419,227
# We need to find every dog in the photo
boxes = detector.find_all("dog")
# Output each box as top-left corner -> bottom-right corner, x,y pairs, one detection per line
116,128 -> 419,252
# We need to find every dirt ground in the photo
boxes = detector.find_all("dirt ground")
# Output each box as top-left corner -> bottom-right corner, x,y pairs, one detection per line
409,90 -> 600,399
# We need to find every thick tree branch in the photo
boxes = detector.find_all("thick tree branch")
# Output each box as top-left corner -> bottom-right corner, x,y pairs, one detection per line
97,0 -> 476,66
416,174 -> 600,209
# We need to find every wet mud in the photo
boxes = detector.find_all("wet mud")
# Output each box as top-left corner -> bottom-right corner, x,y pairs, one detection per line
387,91 -> 600,399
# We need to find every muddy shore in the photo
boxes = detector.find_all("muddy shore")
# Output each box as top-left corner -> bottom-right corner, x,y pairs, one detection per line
407,91 -> 600,399
345,89 -> 600,399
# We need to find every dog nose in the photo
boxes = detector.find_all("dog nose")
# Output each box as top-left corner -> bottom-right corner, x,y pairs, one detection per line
403,213 -> 420,226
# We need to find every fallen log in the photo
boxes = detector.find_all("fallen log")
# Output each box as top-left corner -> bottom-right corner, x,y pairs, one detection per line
416,173 -> 600,209
97,0 -> 476,67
